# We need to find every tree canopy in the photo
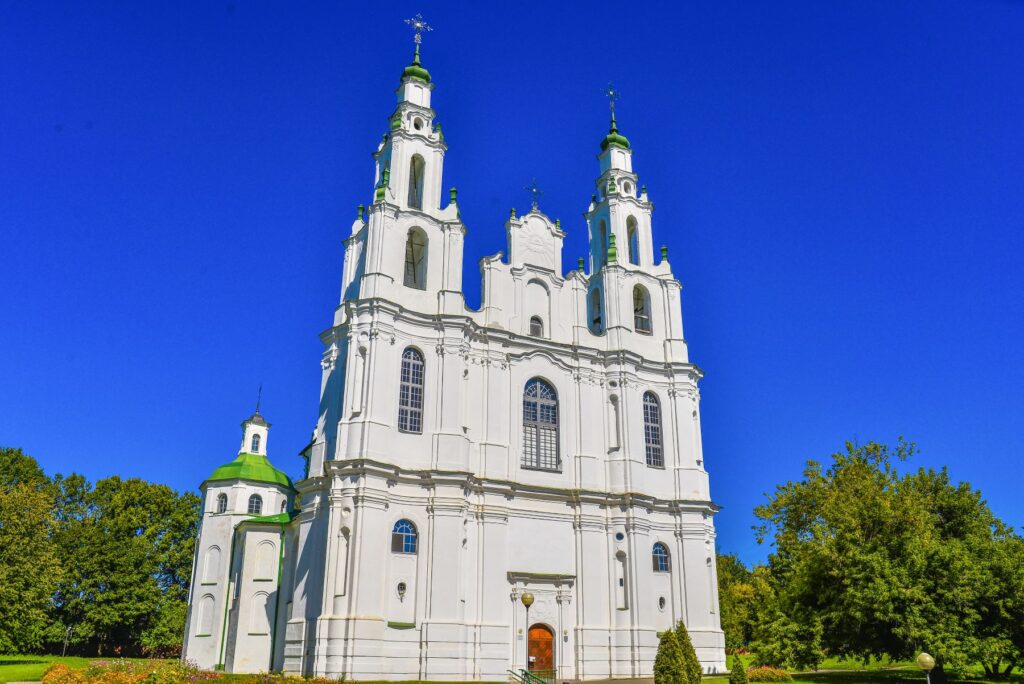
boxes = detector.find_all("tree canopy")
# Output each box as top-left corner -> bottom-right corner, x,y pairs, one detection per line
0,447 -> 199,657
740,439 -> 1024,677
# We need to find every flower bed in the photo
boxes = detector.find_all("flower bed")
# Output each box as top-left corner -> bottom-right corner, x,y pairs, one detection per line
42,660 -> 342,684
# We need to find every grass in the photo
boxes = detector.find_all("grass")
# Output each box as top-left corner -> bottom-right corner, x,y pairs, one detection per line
0,656 -> 164,684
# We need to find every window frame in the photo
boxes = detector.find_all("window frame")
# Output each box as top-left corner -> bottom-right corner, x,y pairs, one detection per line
529,316 -> 544,338
521,378 -> 560,472
652,542 -> 671,573
643,391 -> 664,468
403,228 -> 428,290
247,494 -> 263,516
216,493 -> 228,514
391,519 -> 418,554
633,285 -> 652,334
250,433 -> 261,453
398,347 -> 425,434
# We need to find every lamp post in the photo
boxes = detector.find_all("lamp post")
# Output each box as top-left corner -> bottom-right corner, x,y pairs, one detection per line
917,652 -> 936,684
521,592 -> 535,672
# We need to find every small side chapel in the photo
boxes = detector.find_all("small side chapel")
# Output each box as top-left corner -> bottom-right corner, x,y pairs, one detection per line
183,17 -> 727,681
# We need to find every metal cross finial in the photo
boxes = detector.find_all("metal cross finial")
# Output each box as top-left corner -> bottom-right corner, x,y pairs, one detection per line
525,178 -> 543,210
255,383 -> 262,415
603,82 -> 620,116
405,13 -> 433,44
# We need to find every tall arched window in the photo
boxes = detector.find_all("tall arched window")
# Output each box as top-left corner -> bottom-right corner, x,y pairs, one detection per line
522,378 -> 559,471
391,519 -> 418,554
216,493 -> 228,514
530,316 -> 544,337
398,347 -> 425,433
408,155 -> 425,209
590,288 -> 603,334
652,542 -> 671,572
403,228 -> 427,289
627,216 -> 640,265
633,285 -> 652,334
643,392 -> 664,468
250,433 -> 261,453
598,220 -> 608,267
247,494 -> 263,515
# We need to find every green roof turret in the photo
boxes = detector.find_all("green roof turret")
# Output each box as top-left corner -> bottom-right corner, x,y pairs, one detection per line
402,44 -> 432,83
600,111 -> 631,151
207,452 -> 293,490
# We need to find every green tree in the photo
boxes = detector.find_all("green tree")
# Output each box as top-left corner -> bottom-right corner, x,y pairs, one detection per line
654,629 -> 689,684
0,483 -> 61,653
729,654 -> 748,684
754,439 -> 1021,676
0,447 -> 50,491
50,476 -> 199,656
675,621 -> 702,684
717,553 -> 756,650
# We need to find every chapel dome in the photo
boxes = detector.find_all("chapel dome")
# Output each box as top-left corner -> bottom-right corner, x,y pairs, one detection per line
206,452 -> 293,489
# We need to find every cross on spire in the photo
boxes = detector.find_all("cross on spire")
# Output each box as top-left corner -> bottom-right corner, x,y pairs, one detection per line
603,82 -> 620,129
255,383 -> 262,415
525,178 -> 543,210
405,13 -> 432,45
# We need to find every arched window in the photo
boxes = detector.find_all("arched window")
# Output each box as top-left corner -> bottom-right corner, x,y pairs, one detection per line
250,433 -> 261,453
408,155 -> 425,209
522,378 -> 559,471
403,228 -> 427,289
627,217 -> 640,266
598,220 -> 608,267
391,519 -> 418,554
643,392 -> 664,468
652,542 -> 671,572
248,494 -> 263,515
280,499 -> 287,513
590,288 -> 603,333
633,285 -> 652,334
398,347 -> 425,433
216,493 -> 227,514
530,316 -> 544,337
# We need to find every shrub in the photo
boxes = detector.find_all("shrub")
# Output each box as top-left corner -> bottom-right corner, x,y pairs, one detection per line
654,629 -> 690,684
674,621 -> 702,684
745,665 -> 792,682
729,656 -> 749,684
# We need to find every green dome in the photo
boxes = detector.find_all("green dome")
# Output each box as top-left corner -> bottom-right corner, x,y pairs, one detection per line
600,113 -> 630,151
206,452 -> 293,489
402,45 -> 431,83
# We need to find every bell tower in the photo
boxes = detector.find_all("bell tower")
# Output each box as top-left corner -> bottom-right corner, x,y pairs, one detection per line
341,14 -> 465,315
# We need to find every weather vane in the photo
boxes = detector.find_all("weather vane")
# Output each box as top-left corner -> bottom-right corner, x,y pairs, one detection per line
525,178 -> 543,210
404,13 -> 433,45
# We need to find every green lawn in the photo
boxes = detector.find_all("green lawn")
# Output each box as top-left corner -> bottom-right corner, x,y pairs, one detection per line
0,656 -> 163,684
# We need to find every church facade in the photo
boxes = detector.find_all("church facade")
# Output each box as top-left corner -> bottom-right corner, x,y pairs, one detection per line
183,34 -> 727,681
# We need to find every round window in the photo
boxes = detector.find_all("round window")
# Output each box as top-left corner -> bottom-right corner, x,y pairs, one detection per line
413,118 -> 424,131
615,532 -> 625,541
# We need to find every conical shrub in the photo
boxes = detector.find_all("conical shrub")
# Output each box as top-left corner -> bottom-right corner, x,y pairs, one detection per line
674,621 -> 702,684
654,629 -> 689,684
729,654 -> 748,684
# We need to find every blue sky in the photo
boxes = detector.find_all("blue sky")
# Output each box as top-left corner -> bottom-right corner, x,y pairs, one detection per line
2,1 -> 1022,566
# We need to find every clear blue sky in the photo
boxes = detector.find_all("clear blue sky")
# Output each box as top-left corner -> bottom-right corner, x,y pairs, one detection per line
2,1 -> 1022,566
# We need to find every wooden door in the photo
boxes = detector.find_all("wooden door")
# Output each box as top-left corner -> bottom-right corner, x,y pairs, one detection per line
528,624 -> 554,672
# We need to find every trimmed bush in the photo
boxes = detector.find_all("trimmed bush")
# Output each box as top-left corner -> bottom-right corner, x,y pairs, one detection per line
729,655 -> 749,684
674,621 -> 702,684
745,665 -> 792,682
654,629 -> 690,684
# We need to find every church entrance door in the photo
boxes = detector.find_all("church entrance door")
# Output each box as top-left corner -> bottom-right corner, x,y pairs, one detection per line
528,624 -> 554,673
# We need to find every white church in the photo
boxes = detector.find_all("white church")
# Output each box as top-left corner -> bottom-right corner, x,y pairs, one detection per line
183,22 -> 727,681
